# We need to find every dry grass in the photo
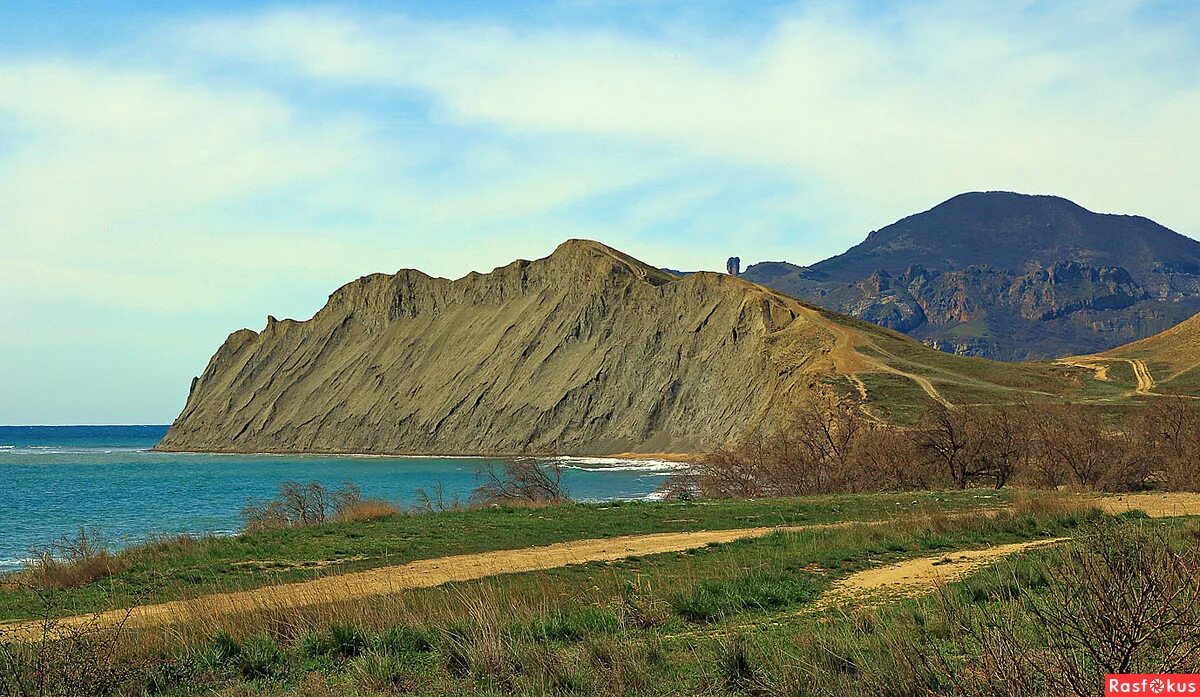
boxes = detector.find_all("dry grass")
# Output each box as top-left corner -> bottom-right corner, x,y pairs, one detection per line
15,529 -> 128,591
332,499 -> 402,523
1011,489 -> 1099,519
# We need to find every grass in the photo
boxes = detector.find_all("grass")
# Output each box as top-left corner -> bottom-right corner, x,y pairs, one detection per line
7,490 -> 1194,696
1,492 -> 1113,696
0,489 -> 1013,621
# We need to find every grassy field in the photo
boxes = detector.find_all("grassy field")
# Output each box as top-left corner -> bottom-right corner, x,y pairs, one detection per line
0,490 -> 1012,621
5,490 -> 1188,696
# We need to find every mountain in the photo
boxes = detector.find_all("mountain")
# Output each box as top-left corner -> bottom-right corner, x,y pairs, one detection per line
742,192 -> 1200,361
156,240 -> 1116,456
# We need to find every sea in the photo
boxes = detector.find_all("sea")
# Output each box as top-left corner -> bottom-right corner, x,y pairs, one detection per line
0,425 -> 686,572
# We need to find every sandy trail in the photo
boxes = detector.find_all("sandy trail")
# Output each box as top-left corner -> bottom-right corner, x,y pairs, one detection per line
803,492 -> 1200,609
1057,356 -> 1154,395
0,526 -> 809,641
812,538 -> 1067,610
1127,358 -> 1155,394
1055,357 -> 1112,382
808,306 -> 953,408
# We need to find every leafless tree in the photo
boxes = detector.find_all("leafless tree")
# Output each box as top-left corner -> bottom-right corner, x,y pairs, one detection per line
471,460 -> 569,505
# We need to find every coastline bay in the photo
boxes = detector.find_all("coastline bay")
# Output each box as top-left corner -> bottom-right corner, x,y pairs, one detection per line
0,426 -> 678,571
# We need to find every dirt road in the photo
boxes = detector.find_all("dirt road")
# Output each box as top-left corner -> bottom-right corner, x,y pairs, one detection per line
0,526 -> 803,640
6,493 -> 1197,642
1127,358 -> 1155,394
813,538 -> 1066,609
1056,356 -> 1154,394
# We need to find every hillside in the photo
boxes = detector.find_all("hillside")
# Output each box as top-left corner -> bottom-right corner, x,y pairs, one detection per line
743,192 -> 1200,360
157,240 -> 1119,455
1087,311 -> 1200,396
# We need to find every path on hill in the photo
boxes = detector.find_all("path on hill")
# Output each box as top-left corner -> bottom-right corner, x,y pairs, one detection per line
1056,357 -> 1154,395
1127,359 -> 1155,394
811,308 -> 952,408
1055,357 -> 1112,382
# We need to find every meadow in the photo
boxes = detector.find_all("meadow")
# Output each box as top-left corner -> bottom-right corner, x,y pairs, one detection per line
4,488 -> 1192,696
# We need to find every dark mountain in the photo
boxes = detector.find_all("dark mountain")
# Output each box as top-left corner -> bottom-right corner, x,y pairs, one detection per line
743,192 -> 1200,360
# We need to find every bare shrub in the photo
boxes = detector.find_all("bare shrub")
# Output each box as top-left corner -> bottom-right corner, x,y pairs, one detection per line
0,587 -> 141,697
855,427 -> 943,490
911,404 -> 1036,489
471,461 -> 569,505
1135,396 -> 1200,490
1024,404 -> 1152,491
411,482 -> 464,513
240,480 -> 367,532
20,528 -> 127,591
911,522 -> 1200,696
686,393 -> 899,497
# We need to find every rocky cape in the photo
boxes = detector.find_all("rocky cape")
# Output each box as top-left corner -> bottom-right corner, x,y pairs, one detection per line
158,241 -> 858,455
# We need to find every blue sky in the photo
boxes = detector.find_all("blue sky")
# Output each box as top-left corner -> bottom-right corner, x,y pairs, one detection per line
1,0 -> 1198,424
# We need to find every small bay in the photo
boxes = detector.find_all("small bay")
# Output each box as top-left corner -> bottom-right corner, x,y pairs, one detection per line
0,426 -> 680,570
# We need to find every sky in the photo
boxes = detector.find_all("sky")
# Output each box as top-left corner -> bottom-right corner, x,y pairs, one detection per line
1,0 -> 1198,424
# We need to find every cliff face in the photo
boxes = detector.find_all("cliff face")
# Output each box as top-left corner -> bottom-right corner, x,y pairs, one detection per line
157,240 -> 842,455
744,192 -> 1200,361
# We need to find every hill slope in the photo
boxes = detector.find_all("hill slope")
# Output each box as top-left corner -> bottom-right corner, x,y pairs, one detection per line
1095,311 -> 1200,396
743,192 -> 1200,361
158,240 -> 1120,455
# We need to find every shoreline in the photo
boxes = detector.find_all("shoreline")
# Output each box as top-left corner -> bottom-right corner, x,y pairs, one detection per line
150,447 -> 702,462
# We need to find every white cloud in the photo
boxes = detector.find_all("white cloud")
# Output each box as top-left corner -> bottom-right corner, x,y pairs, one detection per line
2,0 -> 1198,423
182,1 -> 1200,236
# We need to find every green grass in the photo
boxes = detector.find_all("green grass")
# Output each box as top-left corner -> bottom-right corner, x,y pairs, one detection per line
9,491 -> 1180,696
0,490 -> 1013,621
71,497 -> 1099,695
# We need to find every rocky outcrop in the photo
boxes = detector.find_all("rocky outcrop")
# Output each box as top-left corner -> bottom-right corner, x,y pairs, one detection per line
157,240 -> 850,455
744,192 -> 1200,361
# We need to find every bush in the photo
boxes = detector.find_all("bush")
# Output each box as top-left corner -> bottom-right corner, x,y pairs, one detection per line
20,528 -> 127,590
375,626 -> 436,655
334,499 -> 402,523
912,521 -> 1200,696
471,461 -> 569,505
240,480 -> 375,532
237,634 -> 284,679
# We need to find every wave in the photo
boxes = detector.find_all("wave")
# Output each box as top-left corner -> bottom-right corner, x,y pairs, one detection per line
0,447 -> 136,455
546,456 -> 691,474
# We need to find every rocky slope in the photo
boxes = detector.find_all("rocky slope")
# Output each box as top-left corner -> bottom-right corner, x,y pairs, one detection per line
159,240 -> 1108,455
743,192 -> 1200,361
158,241 -> 841,454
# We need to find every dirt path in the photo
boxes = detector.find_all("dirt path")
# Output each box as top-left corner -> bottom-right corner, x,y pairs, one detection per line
805,306 -> 953,408
1055,357 -> 1112,382
0,526 -> 815,641
1057,356 -> 1154,395
8,493 -> 1197,642
812,538 -> 1066,610
1127,358 -> 1155,394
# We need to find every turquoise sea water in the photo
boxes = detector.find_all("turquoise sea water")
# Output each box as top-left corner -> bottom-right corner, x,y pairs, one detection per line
0,426 -> 681,571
